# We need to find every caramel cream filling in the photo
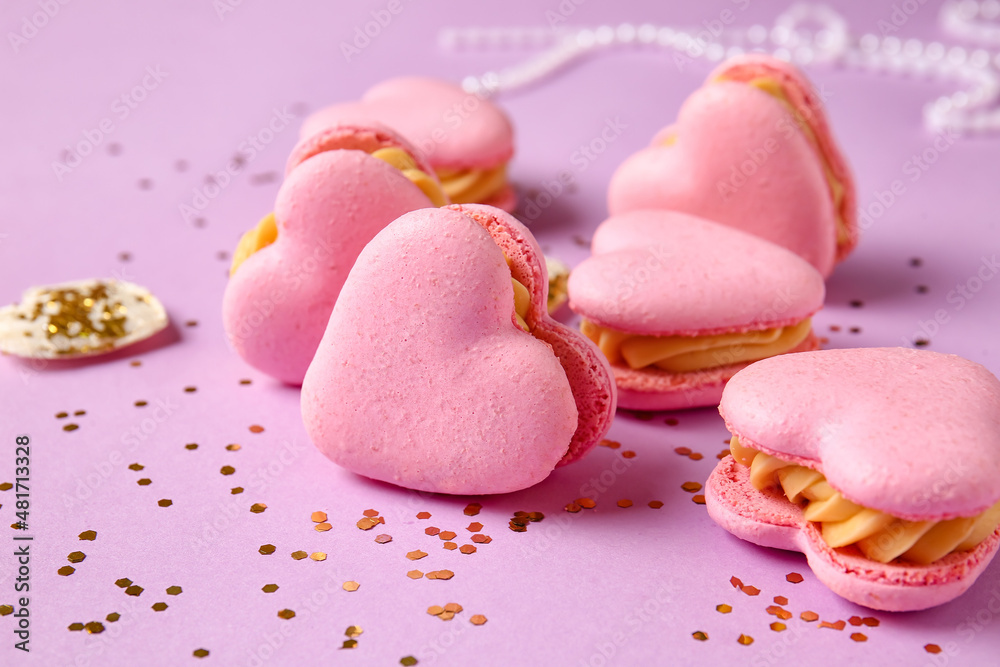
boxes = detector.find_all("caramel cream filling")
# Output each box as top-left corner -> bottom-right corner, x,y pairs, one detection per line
730,436 -> 1000,565
436,164 -> 508,205
504,255 -> 531,332
228,146 -> 447,276
580,319 -> 812,373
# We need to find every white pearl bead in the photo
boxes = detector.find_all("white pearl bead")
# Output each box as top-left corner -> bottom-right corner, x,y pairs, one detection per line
594,25 -> 615,46
727,46 -> 745,59
771,25 -> 791,46
616,23 -> 637,44
903,38 -> 923,58
970,49 -> 991,67
576,29 -> 595,48
637,23 -> 657,44
657,27 -> 674,47
860,34 -> 880,54
706,43 -> 725,61
772,47 -> 792,62
925,42 -> 946,61
747,25 -> 767,45
882,36 -> 902,56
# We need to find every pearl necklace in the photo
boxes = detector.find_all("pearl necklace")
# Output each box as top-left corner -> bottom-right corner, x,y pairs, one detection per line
444,2 -> 1000,134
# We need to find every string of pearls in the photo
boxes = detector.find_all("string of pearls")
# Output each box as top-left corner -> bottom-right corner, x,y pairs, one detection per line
442,2 -> 1000,134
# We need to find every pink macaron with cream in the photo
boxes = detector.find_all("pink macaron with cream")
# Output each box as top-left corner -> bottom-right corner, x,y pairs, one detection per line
607,54 -> 856,277
301,204 -> 617,494
302,77 -> 516,211
222,122 -> 446,384
707,347 -> 1000,611
567,210 -> 824,411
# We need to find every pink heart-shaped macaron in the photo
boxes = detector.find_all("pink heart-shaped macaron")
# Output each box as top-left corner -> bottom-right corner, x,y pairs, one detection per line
222,124 -> 439,384
708,347 -> 1000,611
302,204 -> 616,495
302,77 -> 516,210
608,55 -> 856,277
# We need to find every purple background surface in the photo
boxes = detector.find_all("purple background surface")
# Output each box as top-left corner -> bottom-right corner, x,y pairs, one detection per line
2,0 -> 1000,665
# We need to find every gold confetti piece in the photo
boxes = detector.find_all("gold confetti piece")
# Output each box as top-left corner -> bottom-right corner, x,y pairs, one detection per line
115,578 -> 132,588
152,602 -> 168,612
681,482 -> 703,493
63,424 -> 79,432
166,586 -> 182,595
716,604 -> 732,614
851,633 -> 868,642
185,443 -> 198,450
470,614 -> 487,626
459,545 -> 476,555
125,586 -> 143,597
357,518 -> 377,531
225,443 -> 241,451
74,409 -> 85,416
400,657 -> 418,666
183,386 -> 197,393
311,511 -> 328,523
407,550 -> 427,560
466,522 -> 483,532
58,566 -> 75,576
363,509 -> 379,517
345,625 -> 363,638
717,449 -> 730,460
127,463 -> 144,471
577,498 -> 596,509
737,634 -> 754,646
220,466 -> 235,475
564,502 -> 581,513
471,534 -> 492,544
730,576 -> 743,590
157,499 -> 172,507
438,611 -> 455,621
0,606 -> 13,616
67,551 -> 86,563
137,478 -> 151,486
425,526 -> 441,536
801,611 -> 819,622
56,411 -> 68,419
262,584 -> 279,593
862,617 -> 880,627
439,531 -> 457,541
770,622 -> 786,632
135,400 -> 148,407
692,495 -> 706,505
277,609 -> 295,620
849,616 -> 863,626
291,551 -> 308,561
416,512 -> 431,519
85,622 -> 105,634
239,378 -> 251,385
675,447 -> 692,456
310,552 -> 327,562
342,640 -> 358,649
193,649 -> 210,658
68,622 -> 84,631
185,320 -> 198,327
443,542 -> 457,551
622,450 -> 637,459
249,424 -> 264,433
0,482 -> 11,491
342,581 -> 360,592
819,620 -> 846,631
600,439 -> 621,449
464,503 -> 482,516
375,534 -> 392,544
250,503 -> 267,513
259,544 -> 276,555
315,523 -> 332,532
106,613 -> 120,622
692,631 -> 709,641
444,603 -> 463,613
427,605 -> 444,616
689,452 -> 704,461
617,499 -> 633,508
407,571 -> 423,580
766,606 -> 792,620
925,645 -> 942,654
742,586 -> 760,597
648,500 -> 664,509
774,596 -> 788,605
786,572 -> 804,583
130,360 -> 142,367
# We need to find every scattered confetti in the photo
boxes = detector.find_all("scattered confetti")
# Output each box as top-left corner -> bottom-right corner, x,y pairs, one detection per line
400,657 -> 418,666
426,570 -> 454,580
766,606 -> 792,620
470,614 -> 487,626
291,551 -> 308,561
675,447 -> 692,456
863,617 -> 880,627
259,544 -> 276,555
737,634 -> 754,646
564,502 -> 581,513
106,613 -> 120,622
800,611 -> 819,622
599,439 -> 621,449
425,526 -> 441,536
742,586 -> 760,597
849,616 -> 863,626
363,509 -> 379,518
343,581 -> 360,592
770,622 -> 786,632
115,578 -> 132,588
716,604 -> 732,614
648,501 -> 664,509
67,551 -> 86,563
137,478 -> 152,486
925,644 -> 942,654
850,633 -> 868,642
357,518 -> 378,531
416,512 -> 431,520
278,609 -> 295,620
689,453 -> 704,461
135,400 -> 148,407
576,498 -> 596,509
439,530 -> 457,541
443,542 -> 457,551
374,534 -> 392,544
125,586 -> 143,597
471,534 -> 491,544
681,482 -> 702,493
444,603 -> 463,613
819,620 -> 846,631
717,449 -> 729,460
311,511 -> 328,523
239,378 -> 252,385
774,596 -> 788,605
0,606 -> 12,616
183,386 -> 197,393
464,503 -> 482,516
166,586 -> 182,595
220,466 -> 235,475
315,523 -> 332,532
85,622 -> 105,634
157,499 -> 173,507
786,572 -> 804,584
250,503 -> 267,514
152,602 -> 168,612
692,495 -> 706,505
692,631 -> 709,641
407,550 -> 427,560
225,443 -> 241,451
730,576 -> 743,590
467,522 -> 483,532
63,424 -> 79,432
407,571 -> 423,580
68,622 -> 84,631
56,411 -> 68,419
57,566 -> 75,576
249,425 -> 264,433
127,463 -> 144,471
459,545 -> 476,554
311,552 -> 327,562
193,649 -> 210,658
346,625 -> 363,638
231,487 -> 244,494
617,499 -> 633,508
185,443 -> 199,450
262,584 -> 279,593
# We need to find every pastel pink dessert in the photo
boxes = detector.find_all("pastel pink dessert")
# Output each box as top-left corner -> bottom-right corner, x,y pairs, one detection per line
302,77 -> 516,211
567,210 -> 824,411
708,348 -> 1000,611
301,204 -> 617,494
222,123 -> 445,384
607,54 -> 856,277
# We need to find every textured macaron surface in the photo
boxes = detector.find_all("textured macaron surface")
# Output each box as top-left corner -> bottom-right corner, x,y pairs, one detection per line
301,77 -> 514,169
607,80 -> 837,276
567,210 -> 825,337
301,208 -> 580,495
222,143 -> 434,385
720,347 -> 1000,521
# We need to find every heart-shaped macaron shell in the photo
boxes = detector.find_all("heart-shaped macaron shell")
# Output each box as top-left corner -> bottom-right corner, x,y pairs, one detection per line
607,55 -> 854,277
708,347 -> 1000,611
567,210 -> 824,410
301,204 -> 616,495
222,124 -> 439,384
301,77 -> 516,210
